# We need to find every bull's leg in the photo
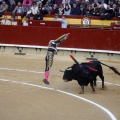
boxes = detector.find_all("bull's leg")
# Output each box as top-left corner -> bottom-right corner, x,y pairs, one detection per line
80,85 -> 84,94
93,78 -> 97,87
99,75 -> 107,89
90,81 -> 95,92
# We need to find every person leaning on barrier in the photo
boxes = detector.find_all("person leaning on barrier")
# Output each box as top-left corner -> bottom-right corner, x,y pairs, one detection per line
59,16 -> 68,28
53,14 -> 67,28
23,17 -> 29,26
43,33 -> 70,85
53,13 -> 60,21
10,16 -> 18,25
0,15 -> 11,25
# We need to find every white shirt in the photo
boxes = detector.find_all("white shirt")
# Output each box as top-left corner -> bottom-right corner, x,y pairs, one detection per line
60,18 -> 67,28
1,19 -> 11,25
23,21 -> 28,26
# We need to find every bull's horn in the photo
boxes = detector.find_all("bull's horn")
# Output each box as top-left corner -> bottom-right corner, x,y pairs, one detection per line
67,68 -> 72,71
60,70 -> 65,72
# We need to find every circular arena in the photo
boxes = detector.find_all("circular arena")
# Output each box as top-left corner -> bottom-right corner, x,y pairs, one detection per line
0,53 -> 120,120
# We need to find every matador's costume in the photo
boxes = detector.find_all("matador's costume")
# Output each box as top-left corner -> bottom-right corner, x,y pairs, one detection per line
43,33 -> 69,85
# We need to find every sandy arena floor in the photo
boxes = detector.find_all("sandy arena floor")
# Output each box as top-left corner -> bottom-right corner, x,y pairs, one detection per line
0,53 -> 120,120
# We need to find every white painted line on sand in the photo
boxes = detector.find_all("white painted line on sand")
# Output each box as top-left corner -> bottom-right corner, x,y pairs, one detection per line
0,68 -> 44,74
0,67 -> 120,87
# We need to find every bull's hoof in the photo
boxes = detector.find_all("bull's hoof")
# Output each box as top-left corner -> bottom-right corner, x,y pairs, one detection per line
92,91 -> 96,93
101,86 -> 107,90
79,91 -> 84,94
94,85 -> 97,88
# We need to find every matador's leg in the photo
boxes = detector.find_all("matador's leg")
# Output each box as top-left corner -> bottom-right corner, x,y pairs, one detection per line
43,51 -> 54,85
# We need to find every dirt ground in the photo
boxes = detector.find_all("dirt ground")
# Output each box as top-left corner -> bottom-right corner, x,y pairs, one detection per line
0,53 -> 120,120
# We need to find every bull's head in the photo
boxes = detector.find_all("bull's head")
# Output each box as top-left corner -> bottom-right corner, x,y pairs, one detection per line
62,67 -> 73,82
61,64 -> 83,82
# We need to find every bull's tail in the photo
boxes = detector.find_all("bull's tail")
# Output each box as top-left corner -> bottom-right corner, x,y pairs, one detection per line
98,61 -> 120,76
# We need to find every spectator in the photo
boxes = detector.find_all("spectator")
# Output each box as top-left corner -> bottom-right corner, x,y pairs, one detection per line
60,16 -> 68,28
23,17 -> 29,26
116,0 -> 120,17
38,2 -> 48,15
53,14 -> 68,28
26,2 -> 38,19
112,3 -> 118,17
32,0 -> 41,5
116,6 -> 120,17
108,0 -> 114,7
47,0 -> 54,6
58,3 -> 64,15
0,0 -> 2,6
53,13 -> 60,21
40,0 -> 48,6
92,3 -> 100,16
70,3 -> 79,15
55,0 -> 62,6
7,0 -> 16,13
105,4 -> 115,19
70,0 -> 76,6
1,15 -> 11,25
63,0 -> 71,8
78,4 -> 86,16
52,4 -> 59,14
15,0 -> 23,5
84,0 -> 91,8
62,0 -> 71,4
99,4 -> 107,19
99,0 -> 107,9
43,1 -> 52,14
82,0 -> 91,15
51,0 -> 55,5
92,0 -> 100,7
75,0 -> 81,8
22,0 -> 32,6
33,9 -> 43,20
10,17 -> 18,25
116,0 -> 120,9
0,1 -> 8,17
23,1 -> 31,17
64,4 -> 71,15
38,2 -> 43,12
98,0 -> 102,4
86,5 -> 94,16
12,2 -> 24,18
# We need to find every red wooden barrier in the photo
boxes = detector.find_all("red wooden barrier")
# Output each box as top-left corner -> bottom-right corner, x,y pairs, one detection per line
28,20 -> 61,27
0,25 -> 120,51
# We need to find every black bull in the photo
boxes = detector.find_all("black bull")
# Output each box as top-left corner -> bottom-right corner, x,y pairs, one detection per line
62,61 -> 120,93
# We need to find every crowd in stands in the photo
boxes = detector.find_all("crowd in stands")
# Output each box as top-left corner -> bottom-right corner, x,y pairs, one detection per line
0,15 -> 18,25
0,0 -> 120,26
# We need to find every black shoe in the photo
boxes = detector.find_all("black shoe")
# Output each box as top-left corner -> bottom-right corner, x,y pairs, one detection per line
43,79 -> 49,85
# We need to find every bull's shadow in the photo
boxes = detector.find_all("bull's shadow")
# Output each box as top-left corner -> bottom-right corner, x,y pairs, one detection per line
61,61 -> 120,94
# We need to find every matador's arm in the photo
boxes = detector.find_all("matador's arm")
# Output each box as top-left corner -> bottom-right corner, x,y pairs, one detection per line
53,33 -> 70,44
48,33 -> 70,54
